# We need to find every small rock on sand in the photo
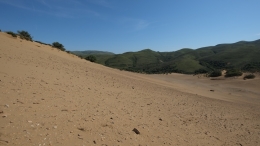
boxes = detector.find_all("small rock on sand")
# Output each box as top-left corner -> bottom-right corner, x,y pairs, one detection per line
132,128 -> 140,134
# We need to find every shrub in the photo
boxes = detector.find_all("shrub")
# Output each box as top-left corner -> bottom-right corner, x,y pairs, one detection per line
194,68 -> 208,74
242,62 -> 260,72
85,55 -> 97,62
209,70 -> 222,77
35,40 -> 46,45
17,30 -> 33,41
243,74 -> 255,80
35,40 -> 42,44
6,31 -> 17,37
78,55 -> 83,59
225,69 -> 243,77
52,42 -> 65,51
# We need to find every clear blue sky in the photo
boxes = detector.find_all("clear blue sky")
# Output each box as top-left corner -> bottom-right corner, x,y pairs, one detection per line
1,0 -> 260,54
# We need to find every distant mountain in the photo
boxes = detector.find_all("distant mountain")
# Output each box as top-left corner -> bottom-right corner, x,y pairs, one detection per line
71,50 -> 114,56
71,50 -> 115,65
74,39 -> 260,74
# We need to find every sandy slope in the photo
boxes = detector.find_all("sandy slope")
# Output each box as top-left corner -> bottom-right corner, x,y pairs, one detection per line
0,32 -> 259,146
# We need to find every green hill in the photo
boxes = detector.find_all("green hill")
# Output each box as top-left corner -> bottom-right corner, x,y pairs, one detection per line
72,50 -> 114,56
74,39 -> 260,74
71,50 -> 115,64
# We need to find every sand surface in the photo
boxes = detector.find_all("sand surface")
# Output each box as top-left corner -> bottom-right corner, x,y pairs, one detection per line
0,32 -> 260,146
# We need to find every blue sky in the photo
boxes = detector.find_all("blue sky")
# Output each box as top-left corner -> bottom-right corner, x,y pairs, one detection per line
1,0 -> 260,54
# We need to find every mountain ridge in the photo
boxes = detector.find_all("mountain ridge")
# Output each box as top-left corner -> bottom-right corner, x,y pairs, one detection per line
72,50 -> 115,56
77,39 -> 260,74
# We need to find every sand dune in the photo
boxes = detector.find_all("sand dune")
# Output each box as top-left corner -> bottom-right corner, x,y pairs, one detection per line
0,32 -> 260,146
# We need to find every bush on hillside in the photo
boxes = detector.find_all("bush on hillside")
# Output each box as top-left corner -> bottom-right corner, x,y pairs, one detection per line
243,74 -> 255,80
6,31 -> 17,37
225,69 -> 242,77
78,55 -> 84,59
85,55 -> 97,62
17,30 -> 33,41
194,68 -> 208,74
242,62 -> 260,72
35,40 -> 43,44
52,42 -> 65,51
199,60 -> 228,70
35,40 -> 48,45
209,70 -> 222,77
